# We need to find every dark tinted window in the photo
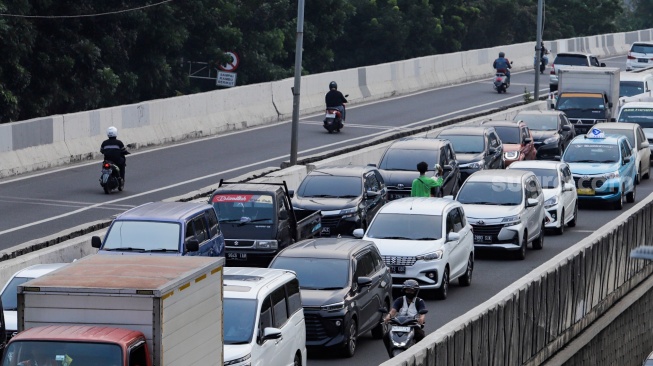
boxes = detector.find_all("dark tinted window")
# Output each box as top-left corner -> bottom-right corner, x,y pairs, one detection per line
489,132 -> 501,147
517,114 -> 559,131
557,95 -> 605,110
380,148 -> 440,171
129,342 -> 148,366
224,298 -> 257,344
286,279 -> 302,316
187,216 -> 208,243
457,181 -> 523,205
259,296 -> 273,338
365,172 -> 381,192
355,252 -> 375,278
447,209 -> 463,233
617,107 -> 653,127
510,167 -> 559,189
599,128 -> 635,147
1,276 -> 30,311
553,54 -> 590,66
441,135 -> 485,154
563,143 -> 619,163
620,81 -> 646,97
457,207 -> 467,227
492,126 -> 521,144
297,175 -> 362,198
366,213 -> 442,240
370,248 -> 385,272
270,257 -> 350,289
206,209 -> 220,238
271,286 -> 288,328
631,44 -> 653,53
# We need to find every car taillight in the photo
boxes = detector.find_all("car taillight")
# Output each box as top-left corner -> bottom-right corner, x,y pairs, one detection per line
627,52 -> 636,60
550,64 -> 555,75
103,163 -> 110,169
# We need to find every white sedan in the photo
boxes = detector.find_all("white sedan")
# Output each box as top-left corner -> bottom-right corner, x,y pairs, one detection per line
508,160 -> 578,235
354,197 -> 474,300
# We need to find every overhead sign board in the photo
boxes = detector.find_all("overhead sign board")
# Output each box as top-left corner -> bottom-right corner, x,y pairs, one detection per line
217,72 -> 237,87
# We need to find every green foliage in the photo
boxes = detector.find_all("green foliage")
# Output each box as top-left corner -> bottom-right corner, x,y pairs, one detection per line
523,87 -> 534,103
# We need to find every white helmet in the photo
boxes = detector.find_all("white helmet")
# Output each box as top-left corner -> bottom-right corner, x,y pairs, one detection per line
107,126 -> 118,138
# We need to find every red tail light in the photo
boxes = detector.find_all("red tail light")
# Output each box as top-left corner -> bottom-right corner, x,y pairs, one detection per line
103,163 -> 110,169
495,77 -> 502,82
627,52 -> 636,60
550,64 -> 555,75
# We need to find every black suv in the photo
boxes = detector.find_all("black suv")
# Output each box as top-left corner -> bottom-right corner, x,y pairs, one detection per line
292,165 -> 387,235
433,126 -> 504,181
514,110 -> 575,160
268,237 -> 393,357
377,137 -> 461,200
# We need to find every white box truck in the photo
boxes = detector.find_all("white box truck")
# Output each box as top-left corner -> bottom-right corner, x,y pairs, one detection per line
553,66 -> 620,134
4,255 -> 224,366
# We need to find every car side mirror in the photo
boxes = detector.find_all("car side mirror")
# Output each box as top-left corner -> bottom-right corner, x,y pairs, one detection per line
91,236 -> 103,249
554,155 -> 561,161
357,276 -> 372,287
600,62 -> 606,67
524,137 -> 533,144
279,210 -> 289,220
352,228 -> 364,238
447,232 -> 461,242
562,125 -> 571,131
186,238 -> 200,252
366,190 -> 380,198
526,198 -> 539,207
262,327 -> 282,341
642,141 -> 650,149
287,190 -> 294,198
623,157 -> 631,164
443,165 -> 453,172
443,195 -> 454,200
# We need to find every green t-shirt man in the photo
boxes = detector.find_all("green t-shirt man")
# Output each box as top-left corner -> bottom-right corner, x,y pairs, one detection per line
411,162 -> 444,197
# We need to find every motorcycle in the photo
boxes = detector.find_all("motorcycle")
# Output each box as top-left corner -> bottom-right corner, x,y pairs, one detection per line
379,308 -> 428,358
493,61 -> 513,94
323,94 -> 349,133
99,160 -> 122,194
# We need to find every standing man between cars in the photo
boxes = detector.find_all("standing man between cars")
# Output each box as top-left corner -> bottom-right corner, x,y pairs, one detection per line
493,51 -> 512,86
101,126 -> 129,189
384,280 -> 427,343
540,42 -> 549,74
411,161 -> 443,197
325,81 -> 348,123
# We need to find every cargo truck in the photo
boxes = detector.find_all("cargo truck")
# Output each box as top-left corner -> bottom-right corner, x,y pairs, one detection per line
552,67 -> 620,134
3,255 -> 224,366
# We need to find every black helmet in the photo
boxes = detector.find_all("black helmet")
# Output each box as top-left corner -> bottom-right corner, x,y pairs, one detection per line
329,81 -> 338,90
499,51 -> 505,58
401,279 -> 420,298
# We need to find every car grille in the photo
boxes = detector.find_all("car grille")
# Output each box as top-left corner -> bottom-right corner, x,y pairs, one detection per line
304,313 -> 328,341
568,118 -> 605,125
320,215 -> 341,228
225,239 -> 255,248
573,176 -> 605,189
382,255 -> 417,266
470,223 -> 504,236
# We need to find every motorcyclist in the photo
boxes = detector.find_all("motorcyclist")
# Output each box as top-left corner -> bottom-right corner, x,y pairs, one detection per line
539,42 -> 549,74
493,51 -> 512,86
100,126 -> 129,189
384,280 -> 427,343
325,81 -> 348,123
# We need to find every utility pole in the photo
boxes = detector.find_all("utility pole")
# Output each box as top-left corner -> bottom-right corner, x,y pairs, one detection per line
534,0 -> 544,99
289,0 -> 305,166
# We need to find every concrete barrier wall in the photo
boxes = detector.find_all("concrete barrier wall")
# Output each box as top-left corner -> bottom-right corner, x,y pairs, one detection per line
380,187 -> 653,366
1,29 -> 651,178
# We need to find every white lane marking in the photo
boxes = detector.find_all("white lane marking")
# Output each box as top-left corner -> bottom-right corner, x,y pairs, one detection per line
0,198 -> 133,211
301,121 -> 398,130
572,230 -> 596,233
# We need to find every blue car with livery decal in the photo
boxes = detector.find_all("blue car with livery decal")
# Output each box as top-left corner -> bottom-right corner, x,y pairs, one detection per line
562,128 -> 637,210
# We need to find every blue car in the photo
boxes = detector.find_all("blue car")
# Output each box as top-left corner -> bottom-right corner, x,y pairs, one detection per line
562,128 -> 637,210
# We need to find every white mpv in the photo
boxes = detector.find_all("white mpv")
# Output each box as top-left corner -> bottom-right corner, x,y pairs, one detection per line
223,267 -> 307,366
354,197 -> 474,300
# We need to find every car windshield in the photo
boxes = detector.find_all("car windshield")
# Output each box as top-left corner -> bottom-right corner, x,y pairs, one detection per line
102,221 -> 181,251
597,129 -> 635,147
492,126 -> 521,144
212,194 -> 275,223
4,340 -> 122,366
297,175 -> 361,198
270,257 -> 349,289
516,114 -> 559,131
631,44 -> 653,53
554,55 -> 589,66
556,96 -> 605,110
618,108 -> 653,128
379,148 -> 440,171
457,181 -> 523,205
563,143 -> 620,163
620,81 -> 645,97
224,298 -> 257,345
440,135 -> 484,154
1,277 -> 32,311
366,213 -> 442,240
510,168 -> 559,189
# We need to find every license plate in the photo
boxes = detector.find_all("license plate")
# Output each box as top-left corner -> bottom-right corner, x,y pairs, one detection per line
392,326 -> 411,332
325,113 -> 336,118
389,193 -> 408,200
577,188 -> 595,196
389,266 -> 406,274
638,58 -> 649,63
474,235 -> 493,243
227,252 -> 247,260
321,227 -> 331,235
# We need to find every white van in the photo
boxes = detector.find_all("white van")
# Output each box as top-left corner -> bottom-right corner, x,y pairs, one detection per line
615,102 -> 653,163
619,71 -> 653,97
224,267 -> 307,366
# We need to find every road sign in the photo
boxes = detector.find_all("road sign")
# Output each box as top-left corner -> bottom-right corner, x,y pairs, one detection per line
218,52 -> 240,72
217,71 -> 237,87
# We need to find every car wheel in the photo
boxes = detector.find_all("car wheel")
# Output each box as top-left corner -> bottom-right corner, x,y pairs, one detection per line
627,184 -> 636,203
533,222 -> 545,249
514,232 -> 527,260
614,190 -> 624,210
342,319 -> 357,358
371,300 -> 389,339
568,202 -> 578,227
294,353 -> 302,366
435,267 -> 449,300
636,165 -> 641,185
555,209 -> 565,235
644,164 -> 650,179
458,254 -> 474,286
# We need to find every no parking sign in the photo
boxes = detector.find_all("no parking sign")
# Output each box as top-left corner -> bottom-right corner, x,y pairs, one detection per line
218,52 -> 240,72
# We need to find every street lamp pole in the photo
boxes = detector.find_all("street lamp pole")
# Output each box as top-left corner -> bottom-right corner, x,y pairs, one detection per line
534,0 -> 544,100
289,0 -> 305,166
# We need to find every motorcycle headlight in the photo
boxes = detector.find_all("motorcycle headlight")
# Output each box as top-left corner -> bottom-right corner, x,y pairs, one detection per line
543,135 -> 559,145
544,196 -> 559,208
339,207 -> 358,218
504,151 -> 520,160
416,250 -> 444,261
501,215 -> 521,226
256,240 -> 278,249
461,160 -> 484,169
603,171 -> 620,179
321,302 -> 345,312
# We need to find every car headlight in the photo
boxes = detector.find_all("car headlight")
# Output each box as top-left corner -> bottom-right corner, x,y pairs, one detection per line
225,354 -> 251,366
504,151 -> 520,160
321,302 -> 345,312
544,196 -> 559,208
461,160 -> 484,169
501,215 -> 521,226
416,250 -> 444,261
603,171 -> 620,179
543,135 -> 559,145
256,240 -> 278,249
339,206 -> 358,219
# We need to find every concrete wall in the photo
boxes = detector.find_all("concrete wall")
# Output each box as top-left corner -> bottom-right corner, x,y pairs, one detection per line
1,29 -> 651,178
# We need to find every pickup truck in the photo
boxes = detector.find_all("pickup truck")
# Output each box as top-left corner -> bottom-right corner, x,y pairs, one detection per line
5,255 -> 224,366
209,180 -> 322,266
